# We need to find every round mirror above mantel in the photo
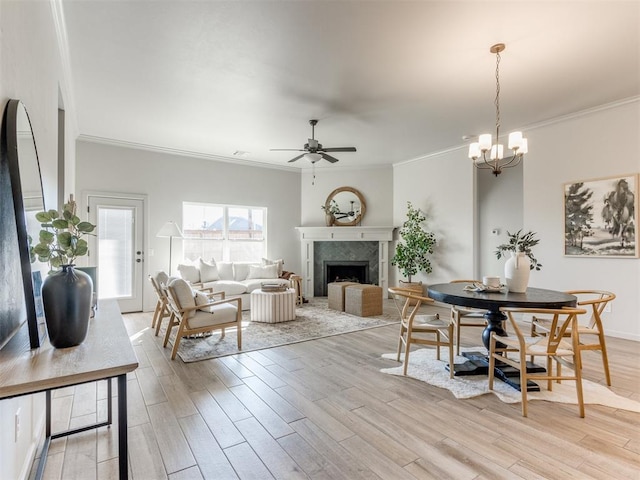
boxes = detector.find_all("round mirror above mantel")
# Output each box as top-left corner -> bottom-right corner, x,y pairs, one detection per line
324,186 -> 366,226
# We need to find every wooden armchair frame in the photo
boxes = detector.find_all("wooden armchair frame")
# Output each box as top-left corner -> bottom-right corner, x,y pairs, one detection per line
149,275 -> 172,336
164,284 -> 242,360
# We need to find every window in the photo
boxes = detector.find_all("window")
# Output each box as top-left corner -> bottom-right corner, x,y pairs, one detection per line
182,202 -> 266,262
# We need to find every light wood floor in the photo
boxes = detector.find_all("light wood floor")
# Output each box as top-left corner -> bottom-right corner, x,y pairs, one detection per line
32,302 -> 640,480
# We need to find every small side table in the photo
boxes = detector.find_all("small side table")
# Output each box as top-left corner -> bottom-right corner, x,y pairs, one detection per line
250,288 -> 297,323
289,275 -> 304,306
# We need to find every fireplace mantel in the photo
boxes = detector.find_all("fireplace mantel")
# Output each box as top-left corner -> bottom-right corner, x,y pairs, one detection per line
296,226 -> 395,241
296,226 -> 396,298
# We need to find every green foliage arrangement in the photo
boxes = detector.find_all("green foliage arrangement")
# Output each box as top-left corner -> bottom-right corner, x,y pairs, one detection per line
31,198 -> 96,269
391,201 -> 436,282
321,200 -> 340,215
495,229 -> 542,271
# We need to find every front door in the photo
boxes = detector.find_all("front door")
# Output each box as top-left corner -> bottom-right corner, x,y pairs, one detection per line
87,194 -> 145,313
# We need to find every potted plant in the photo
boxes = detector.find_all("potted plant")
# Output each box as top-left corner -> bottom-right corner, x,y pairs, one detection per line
495,229 -> 542,293
391,202 -> 436,298
321,200 -> 340,226
31,196 -> 97,348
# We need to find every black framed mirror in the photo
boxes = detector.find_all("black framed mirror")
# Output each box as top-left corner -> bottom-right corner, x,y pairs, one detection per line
325,186 -> 366,226
1,99 -> 46,349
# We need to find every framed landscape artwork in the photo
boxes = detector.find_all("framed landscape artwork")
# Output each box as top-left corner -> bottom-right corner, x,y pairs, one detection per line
564,174 -> 638,257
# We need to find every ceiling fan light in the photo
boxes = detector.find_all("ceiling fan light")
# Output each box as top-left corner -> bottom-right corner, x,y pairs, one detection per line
304,152 -> 322,163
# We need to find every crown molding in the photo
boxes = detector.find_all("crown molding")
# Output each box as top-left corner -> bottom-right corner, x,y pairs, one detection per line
394,96 -> 640,168
76,134 -> 299,172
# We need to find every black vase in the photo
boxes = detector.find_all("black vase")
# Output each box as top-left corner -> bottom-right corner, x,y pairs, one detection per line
42,264 -> 93,348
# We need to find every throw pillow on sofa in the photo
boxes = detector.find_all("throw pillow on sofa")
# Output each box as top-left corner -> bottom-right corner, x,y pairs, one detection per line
247,264 -> 279,280
177,263 -> 200,284
262,257 -> 284,277
232,262 -> 253,281
217,262 -> 234,280
198,258 -> 219,282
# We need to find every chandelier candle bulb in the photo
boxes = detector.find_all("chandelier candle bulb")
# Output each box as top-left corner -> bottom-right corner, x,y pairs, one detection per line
508,131 -> 523,149
468,142 -> 481,159
479,134 -> 492,151
490,144 -> 504,160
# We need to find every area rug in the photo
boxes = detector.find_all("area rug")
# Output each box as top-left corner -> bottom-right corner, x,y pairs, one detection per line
167,298 -> 399,363
380,347 -> 640,412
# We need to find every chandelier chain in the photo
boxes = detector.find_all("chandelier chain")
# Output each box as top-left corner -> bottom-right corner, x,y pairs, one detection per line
494,49 -> 501,140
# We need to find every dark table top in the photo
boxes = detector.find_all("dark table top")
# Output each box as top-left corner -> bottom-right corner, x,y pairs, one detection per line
427,283 -> 577,313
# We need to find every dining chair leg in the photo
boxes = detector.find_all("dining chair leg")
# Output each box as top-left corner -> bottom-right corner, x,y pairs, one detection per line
598,333 -> 612,386
403,343 -> 411,376
574,354 -> 585,418
396,325 -> 405,362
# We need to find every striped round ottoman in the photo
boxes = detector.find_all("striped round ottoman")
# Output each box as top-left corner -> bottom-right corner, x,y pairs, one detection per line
250,288 -> 297,323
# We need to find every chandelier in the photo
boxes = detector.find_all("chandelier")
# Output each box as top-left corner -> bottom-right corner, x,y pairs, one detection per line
468,43 -> 528,177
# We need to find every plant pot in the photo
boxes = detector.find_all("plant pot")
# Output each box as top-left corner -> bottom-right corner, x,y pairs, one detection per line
504,252 -> 530,293
75,266 -> 98,317
399,280 -> 423,305
42,264 -> 93,348
325,213 -> 335,226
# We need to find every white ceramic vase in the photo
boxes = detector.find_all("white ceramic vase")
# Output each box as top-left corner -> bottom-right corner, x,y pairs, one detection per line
504,252 -> 530,293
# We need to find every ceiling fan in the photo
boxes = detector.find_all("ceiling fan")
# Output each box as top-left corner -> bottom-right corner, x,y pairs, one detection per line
271,119 -> 357,163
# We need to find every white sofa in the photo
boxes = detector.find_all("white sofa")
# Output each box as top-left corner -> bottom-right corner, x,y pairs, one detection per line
177,258 -> 290,310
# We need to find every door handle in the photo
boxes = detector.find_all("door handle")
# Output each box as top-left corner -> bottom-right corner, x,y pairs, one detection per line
136,251 -> 143,255
136,259 -> 142,263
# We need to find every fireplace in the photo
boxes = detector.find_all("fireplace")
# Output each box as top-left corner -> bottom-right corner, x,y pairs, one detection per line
295,226 -> 395,298
323,261 -> 369,295
312,241 -> 379,296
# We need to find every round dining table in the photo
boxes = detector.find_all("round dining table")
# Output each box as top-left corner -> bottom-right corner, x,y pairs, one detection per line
427,282 -> 577,349
427,283 -> 577,390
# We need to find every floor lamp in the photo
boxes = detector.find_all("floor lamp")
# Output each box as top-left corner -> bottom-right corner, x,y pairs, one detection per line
156,221 -> 183,275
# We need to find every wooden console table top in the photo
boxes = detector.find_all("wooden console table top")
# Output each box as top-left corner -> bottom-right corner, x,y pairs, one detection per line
0,300 -> 138,400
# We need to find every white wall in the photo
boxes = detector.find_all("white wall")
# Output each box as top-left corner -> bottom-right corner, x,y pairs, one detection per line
300,165 -> 393,227
75,141 -> 301,311
478,162 -> 523,279
392,151 -> 477,288
0,2 -> 67,478
523,99 -> 640,340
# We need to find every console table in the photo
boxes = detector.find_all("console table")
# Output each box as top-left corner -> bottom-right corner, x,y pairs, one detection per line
0,300 -> 138,479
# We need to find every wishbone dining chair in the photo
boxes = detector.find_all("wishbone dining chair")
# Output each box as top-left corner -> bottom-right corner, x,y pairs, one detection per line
388,287 -> 454,378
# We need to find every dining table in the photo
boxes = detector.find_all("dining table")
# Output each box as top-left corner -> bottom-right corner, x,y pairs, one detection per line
427,282 -> 577,390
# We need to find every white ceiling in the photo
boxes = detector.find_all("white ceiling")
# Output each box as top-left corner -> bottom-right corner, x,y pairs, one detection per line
61,1 -> 640,170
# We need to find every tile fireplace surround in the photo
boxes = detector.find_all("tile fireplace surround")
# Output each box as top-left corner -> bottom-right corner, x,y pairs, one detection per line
295,227 -> 395,298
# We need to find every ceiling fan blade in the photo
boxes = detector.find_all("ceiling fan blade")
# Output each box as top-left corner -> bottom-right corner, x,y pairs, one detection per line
321,153 -> 340,163
271,148 -> 305,152
321,147 -> 357,152
288,154 -> 306,163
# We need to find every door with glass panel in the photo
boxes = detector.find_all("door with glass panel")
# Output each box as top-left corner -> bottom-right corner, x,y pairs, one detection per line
87,195 -> 145,312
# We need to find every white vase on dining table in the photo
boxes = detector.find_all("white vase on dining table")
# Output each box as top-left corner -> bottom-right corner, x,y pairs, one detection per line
504,252 -> 530,293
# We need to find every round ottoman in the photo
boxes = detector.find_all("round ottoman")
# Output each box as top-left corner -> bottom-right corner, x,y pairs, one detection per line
250,288 -> 297,323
